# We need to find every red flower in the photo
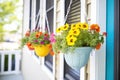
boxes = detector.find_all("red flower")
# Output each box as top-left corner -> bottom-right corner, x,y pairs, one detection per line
103,32 -> 107,36
95,43 -> 101,50
44,33 -> 49,37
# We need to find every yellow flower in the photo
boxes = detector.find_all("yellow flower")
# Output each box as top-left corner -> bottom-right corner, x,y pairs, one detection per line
69,28 -> 80,36
63,23 -> 69,30
56,27 -> 62,33
72,29 -> 80,36
71,24 -> 77,30
81,23 -> 89,30
69,29 -> 74,34
66,33 -> 74,40
76,22 -> 82,29
67,37 -> 77,46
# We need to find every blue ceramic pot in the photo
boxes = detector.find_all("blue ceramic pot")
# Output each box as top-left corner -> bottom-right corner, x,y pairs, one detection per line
64,47 -> 93,70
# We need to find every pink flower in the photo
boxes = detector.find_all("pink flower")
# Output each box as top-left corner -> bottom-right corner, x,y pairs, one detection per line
49,33 -> 56,44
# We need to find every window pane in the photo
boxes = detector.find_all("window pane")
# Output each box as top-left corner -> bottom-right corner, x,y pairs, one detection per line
46,0 -> 54,10
36,0 -> 40,15
46,9 -> 54,32
4,55 -> 8,71
45,54 -> 53,72
64,59 -> 80,80
0,55 -> 1,72
29,0 -> 32,29
11,54 -> 15,71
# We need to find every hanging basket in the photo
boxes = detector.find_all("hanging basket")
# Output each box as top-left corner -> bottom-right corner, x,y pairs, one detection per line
33,44 -> 51,57
64,47 -> 93,70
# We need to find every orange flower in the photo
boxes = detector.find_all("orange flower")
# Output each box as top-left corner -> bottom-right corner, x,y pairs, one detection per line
27,45 -> 34,50
36,32 -> 42,38
25,31 -> 30,37
90,24 -> 100,32
26,42 -> 34,50
26,42 -> 32,46
95,43 -> 101,50
49,44 -> 52,49
50,50 -> 54,56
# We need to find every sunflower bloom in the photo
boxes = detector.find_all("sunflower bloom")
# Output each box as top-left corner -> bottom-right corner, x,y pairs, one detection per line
66,33 -> 74,40
90,24 -> 100,32
72,29 -> 80,36
67,37 -> 77,46
81,23 -> 89,30
71,24 -> 77,30
56,27 -> 62,33
63,23 -> 69,30
76,22 -> 82,29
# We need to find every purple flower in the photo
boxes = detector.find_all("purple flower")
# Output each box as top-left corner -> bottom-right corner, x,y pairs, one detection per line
40,41 -> 44,44
34,40 -> 38,42
44,37 -> 48,40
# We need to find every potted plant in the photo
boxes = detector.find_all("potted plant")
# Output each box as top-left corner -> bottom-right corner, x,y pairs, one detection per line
51,22 -> 106,70
21,27 -> 54,57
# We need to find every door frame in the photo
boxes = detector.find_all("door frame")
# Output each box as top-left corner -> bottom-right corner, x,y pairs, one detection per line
106,0 -> 114,80
114,0 -> 119,80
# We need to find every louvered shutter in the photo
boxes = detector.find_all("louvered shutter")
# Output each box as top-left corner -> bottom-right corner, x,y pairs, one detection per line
64,0 -> 80,80
67,0 -> 81,24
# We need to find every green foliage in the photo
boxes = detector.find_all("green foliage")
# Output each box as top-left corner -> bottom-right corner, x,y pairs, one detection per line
52,23 -> 106,54
21,30 -> 51,48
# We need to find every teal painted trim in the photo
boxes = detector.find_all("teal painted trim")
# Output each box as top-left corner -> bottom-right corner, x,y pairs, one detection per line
106,0 -> 114,80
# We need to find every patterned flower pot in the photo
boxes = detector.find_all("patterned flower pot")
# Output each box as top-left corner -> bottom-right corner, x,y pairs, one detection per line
64,47 -> 93,70
33,44 -> 51,57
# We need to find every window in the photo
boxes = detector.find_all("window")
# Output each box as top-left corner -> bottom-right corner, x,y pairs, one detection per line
29,0 -> 41,60
35,0 -> 40,27
44,0 -> 54,72
29,0 -> 32,29
86,0 -> 91,24
64,0 -> 80,79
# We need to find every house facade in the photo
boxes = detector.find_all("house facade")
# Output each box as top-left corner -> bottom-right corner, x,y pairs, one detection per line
22,0 -> 118,80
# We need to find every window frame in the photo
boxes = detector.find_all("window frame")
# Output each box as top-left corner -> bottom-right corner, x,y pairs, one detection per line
114,0 -> 120,80
40,0 -> 55,80
28,0 -> 41,64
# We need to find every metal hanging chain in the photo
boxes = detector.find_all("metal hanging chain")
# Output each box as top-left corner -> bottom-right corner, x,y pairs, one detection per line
64,0 -> 73,24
